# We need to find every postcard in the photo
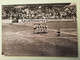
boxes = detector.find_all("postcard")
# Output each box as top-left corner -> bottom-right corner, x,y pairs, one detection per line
2,3 -> 78,57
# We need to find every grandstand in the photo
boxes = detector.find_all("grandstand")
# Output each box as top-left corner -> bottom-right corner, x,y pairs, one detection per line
2,3 -> 76,23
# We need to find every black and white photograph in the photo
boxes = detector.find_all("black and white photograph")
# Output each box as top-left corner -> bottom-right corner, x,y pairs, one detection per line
2,3 -> 78,57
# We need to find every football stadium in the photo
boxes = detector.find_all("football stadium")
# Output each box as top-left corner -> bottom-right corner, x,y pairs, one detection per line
2,3 -> 78,57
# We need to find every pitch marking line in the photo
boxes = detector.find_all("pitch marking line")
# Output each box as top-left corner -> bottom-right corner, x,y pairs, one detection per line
48,29 -> 77,36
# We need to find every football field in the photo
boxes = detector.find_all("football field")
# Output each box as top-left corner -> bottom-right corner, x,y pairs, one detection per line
2,21 -> 78,57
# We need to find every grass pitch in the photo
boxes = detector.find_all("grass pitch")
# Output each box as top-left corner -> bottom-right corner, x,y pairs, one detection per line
2,21 -> 78,57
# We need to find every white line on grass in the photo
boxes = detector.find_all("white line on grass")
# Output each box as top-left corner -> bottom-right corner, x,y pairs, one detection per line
48,29 -> 77,36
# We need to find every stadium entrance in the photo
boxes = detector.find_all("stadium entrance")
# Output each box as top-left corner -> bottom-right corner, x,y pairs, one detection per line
12,18 -> 18,23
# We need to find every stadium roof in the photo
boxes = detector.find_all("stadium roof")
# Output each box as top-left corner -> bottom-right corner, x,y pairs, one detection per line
2,3 -> 71,8
69,3 -> 76,7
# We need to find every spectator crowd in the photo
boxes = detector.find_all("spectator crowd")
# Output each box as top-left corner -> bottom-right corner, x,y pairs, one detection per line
2,4 -> 76,20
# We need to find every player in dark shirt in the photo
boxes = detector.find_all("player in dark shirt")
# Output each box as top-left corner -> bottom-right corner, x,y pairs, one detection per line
57,29 -> 61,36
34,24 -> 37,33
